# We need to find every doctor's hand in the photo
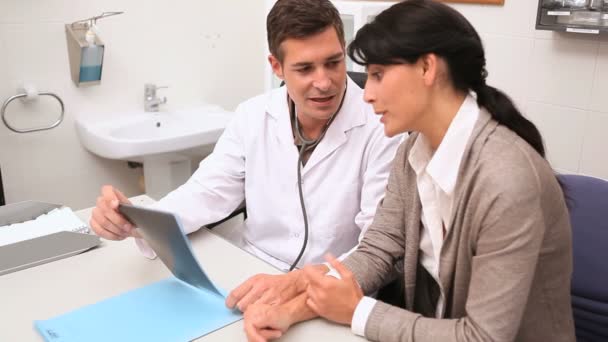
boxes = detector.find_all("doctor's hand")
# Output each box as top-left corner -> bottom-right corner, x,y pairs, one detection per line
226,270 -> 309,311
243,302 -> 293,342
90,185 -> 139,241
303,254 -> 363,325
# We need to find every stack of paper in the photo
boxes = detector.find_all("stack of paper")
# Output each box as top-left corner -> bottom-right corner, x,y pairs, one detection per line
0,207 -> 88,247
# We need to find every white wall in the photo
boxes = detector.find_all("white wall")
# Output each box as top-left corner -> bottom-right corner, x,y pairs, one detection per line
0,0 -> 266,209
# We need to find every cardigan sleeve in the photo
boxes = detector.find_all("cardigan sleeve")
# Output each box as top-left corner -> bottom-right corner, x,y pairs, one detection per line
342,142 -> 409,295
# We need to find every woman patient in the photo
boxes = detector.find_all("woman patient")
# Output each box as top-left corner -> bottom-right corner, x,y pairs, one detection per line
243,1 -> 575,341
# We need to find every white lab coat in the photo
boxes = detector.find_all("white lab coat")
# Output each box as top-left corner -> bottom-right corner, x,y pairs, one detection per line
139,77 -> 402,270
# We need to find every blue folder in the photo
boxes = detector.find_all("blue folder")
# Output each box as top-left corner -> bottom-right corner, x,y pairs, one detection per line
35,204 -> 242,342
35,278 -> 241,342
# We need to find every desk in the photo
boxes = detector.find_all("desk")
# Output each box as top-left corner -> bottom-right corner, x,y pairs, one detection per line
0,195 -> 364,341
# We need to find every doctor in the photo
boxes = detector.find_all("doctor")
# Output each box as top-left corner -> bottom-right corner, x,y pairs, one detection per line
90,0 -> 401,312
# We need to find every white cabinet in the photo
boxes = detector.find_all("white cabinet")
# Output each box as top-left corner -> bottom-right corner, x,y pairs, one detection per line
263,0 -> 396,91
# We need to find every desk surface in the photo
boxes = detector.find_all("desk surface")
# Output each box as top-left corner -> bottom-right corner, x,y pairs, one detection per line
0,195 -> 363,342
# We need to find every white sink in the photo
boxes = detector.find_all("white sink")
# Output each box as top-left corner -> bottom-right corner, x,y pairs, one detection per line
75,105 -> 233,161
76,105 -> 234,199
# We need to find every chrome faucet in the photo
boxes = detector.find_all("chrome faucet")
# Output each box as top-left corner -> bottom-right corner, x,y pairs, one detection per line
144,83 -> 167,112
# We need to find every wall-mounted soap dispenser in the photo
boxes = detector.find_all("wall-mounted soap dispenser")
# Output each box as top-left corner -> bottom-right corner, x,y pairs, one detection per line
65,12 -> 123,87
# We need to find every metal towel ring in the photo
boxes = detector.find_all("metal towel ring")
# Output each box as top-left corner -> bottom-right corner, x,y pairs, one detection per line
1,92 -> 65,133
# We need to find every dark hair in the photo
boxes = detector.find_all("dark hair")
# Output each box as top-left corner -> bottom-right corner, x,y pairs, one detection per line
348,0 -> 546,158
267,0 -> 345,62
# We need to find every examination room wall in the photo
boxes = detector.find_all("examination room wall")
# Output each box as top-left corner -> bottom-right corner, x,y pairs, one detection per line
446,0 -> 608,179
0,0 -> 266,209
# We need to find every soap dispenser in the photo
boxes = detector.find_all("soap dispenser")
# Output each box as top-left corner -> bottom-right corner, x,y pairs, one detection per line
65,23 -> 105,86
78,27 -> 104,83
65,12 -> 122,87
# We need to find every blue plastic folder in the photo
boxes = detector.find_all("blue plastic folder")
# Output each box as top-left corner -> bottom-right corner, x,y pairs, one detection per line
35,278 -> 241,342
35,204 -> 242,342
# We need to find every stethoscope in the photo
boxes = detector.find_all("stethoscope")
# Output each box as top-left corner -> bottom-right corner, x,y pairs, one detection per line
287,82 -> 347,271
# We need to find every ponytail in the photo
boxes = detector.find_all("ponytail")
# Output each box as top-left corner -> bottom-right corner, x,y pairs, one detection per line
473,82 -> 546,158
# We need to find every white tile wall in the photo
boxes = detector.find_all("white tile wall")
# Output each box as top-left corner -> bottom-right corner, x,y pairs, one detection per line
529,38 -> 599,110
451,0 -> 538,38
589,42 -> 608,113
0,31 -> 8,98
0,0 -> 266,208
481,34 -> 534,109
526,101 -> 589,172
580,111 -> 608,179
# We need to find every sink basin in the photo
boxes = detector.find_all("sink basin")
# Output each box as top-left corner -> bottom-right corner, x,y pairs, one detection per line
76,105 -> 234,199
76,105 -> 234,161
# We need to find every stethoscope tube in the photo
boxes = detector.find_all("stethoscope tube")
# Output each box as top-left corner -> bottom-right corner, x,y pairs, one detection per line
289,144 -> 312,271
287,83 -> 347,271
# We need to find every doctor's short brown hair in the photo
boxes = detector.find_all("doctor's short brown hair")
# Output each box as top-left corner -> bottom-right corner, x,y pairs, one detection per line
267,0 -> 345,63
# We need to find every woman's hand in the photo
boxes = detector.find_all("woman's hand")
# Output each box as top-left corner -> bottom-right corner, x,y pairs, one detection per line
303,254 -> 364,325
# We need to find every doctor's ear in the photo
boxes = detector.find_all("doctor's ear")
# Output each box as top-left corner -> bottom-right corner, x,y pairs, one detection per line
268,54 -> 285,80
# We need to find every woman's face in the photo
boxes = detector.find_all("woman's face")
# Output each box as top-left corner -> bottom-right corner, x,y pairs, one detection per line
363,61 -> 431,137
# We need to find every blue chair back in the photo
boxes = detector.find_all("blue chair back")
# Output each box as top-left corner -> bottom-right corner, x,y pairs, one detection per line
559,174 -> 608,342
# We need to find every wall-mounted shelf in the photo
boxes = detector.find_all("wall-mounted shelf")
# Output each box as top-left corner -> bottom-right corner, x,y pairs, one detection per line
536,1 -> 608,35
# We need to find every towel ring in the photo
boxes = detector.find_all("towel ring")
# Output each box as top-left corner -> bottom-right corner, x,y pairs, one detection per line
1,92 -> 65,133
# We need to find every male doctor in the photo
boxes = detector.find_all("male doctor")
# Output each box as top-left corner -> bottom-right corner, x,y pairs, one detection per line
90,0 -> 401,312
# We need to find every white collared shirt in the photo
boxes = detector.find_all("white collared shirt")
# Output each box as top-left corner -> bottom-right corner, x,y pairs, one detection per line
351,94 -> 480,336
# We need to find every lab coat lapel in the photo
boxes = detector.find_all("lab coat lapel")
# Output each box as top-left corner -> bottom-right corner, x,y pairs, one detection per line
265,87 -> 299,150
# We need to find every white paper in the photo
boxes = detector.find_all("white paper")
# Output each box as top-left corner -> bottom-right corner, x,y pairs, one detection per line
0,207 -> 88,246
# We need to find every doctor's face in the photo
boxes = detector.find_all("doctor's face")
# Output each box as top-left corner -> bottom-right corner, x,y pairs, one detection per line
270,27 -> 347,122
